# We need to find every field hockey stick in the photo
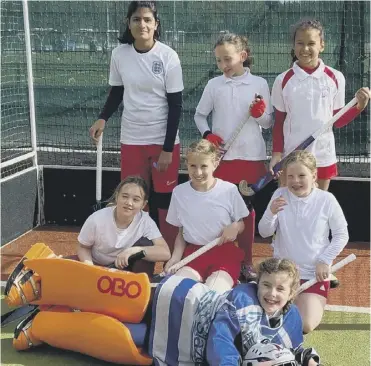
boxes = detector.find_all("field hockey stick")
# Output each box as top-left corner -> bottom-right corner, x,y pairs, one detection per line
94,133 -> 103,211
218,108 -> 252,161
217,93 -> 267,164
296,253 -> 356,296
239,97 -> 358,197
150,237 -> 221,287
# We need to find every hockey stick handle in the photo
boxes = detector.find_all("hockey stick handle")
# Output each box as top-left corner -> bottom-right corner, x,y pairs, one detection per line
296,254 -> 356,296
157,237 -> 221,278
247,97 -> 358,195
96,133 -> 103,202
217,109 -> 252,165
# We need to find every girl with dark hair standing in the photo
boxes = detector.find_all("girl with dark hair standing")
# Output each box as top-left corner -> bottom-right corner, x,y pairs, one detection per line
89,1 -> 184,253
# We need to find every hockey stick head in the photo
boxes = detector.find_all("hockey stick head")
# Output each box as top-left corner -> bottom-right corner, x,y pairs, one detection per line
239,180 -> 256,197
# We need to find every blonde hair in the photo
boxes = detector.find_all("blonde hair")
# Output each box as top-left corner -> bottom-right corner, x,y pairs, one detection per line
256,257 -> 300,313
107,175 -> 149,206
279,150 -> 317,188
186,139 -> 221,162
283,150 -> 317,174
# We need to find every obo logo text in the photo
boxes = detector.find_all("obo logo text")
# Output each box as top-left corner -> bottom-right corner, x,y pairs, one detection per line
97,276 -> 142,298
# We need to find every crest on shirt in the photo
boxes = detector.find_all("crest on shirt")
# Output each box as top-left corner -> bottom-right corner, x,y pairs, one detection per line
152,61 -> 163,74
321,86 -> 330,98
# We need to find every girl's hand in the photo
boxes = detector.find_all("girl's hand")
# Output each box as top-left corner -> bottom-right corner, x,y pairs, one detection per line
270,196 -> 287,215
218,222 -> 240,245
89,119 -> 105,144
115,247 -> 143,269
249,94 -> 266,118
355,87 -> 371,111
156,150 -> 173,172
315,262 -> 331,282
164,255 -> 182,274
205,133 -> 223,148
268,153 -> 283,178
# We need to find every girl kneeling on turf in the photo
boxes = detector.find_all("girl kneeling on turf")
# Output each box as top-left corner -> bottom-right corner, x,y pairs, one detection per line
258,150 -> 349,333
77,176 -> 171,274
164,139 -> 249,294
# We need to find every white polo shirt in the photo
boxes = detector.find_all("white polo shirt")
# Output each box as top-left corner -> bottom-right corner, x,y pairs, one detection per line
166,179 -> 249,246
194,70 -> 273,161
258,187 -> 349,280
271,60 -> 345,167
109,41 -> 184,145
78,207 -> 162,266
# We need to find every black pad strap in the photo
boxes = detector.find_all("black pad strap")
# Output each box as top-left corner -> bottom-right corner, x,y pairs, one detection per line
5,258 -> 26,295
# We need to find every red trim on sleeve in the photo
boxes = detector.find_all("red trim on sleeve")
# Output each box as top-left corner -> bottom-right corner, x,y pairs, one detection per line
282,69 -> 295,90
333,106 -> 361,128
324,67 -> 338,89
272,109 -> 286,152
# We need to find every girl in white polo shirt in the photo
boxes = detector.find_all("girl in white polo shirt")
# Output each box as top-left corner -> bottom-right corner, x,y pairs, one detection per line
258,150 -> 349,334
89,1 -> 184,253
78,176 -> 171,274
270,18 -> 370,191
194,33 -> 273,279
165,139 -> 249,294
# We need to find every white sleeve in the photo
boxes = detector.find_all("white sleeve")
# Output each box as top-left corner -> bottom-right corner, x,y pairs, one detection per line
271,74 -> 286,112
318,194 -> 349,265
258,189 -> 281,238
165,52 -> 184,93
77,215 -> 96,247
230,186 -> 249,222
194,111 -> 211,137
253,79 -> 273,129
108,49 -> 123,86
144,216 -> 163,241
333,71 -> 346,110
166,191 -> 182,227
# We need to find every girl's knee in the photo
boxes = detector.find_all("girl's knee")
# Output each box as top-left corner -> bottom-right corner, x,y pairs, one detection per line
205,270 -> 234,294
175,266 -> 202,282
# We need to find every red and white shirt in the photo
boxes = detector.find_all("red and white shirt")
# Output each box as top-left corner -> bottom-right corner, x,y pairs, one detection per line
271,60 -> 345,167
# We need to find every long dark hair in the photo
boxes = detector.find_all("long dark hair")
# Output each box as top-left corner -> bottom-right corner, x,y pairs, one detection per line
118,1 -> 161,45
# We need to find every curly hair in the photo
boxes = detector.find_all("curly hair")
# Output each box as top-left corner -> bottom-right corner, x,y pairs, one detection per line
214,32 -> 253,68
256,257 -> 300,313
186,139 -> 221,163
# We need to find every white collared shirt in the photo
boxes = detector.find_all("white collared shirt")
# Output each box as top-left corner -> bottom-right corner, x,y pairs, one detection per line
109,41 -> 184,145
271,60 -> 345,167
258,187 -> 349,279
166,179 -> 249,245
194,70 -> 273,161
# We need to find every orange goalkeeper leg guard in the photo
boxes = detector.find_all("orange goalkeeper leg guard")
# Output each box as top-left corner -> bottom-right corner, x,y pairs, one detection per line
5,243 -> 56,307
13,308 -> 153,365
24,258 -> 151,323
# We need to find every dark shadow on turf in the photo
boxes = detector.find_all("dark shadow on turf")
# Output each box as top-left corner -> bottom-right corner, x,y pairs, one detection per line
317,323 -> 370,331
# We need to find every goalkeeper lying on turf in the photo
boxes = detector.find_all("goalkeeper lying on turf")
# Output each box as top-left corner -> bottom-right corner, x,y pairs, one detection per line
150,257 -> 321,366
